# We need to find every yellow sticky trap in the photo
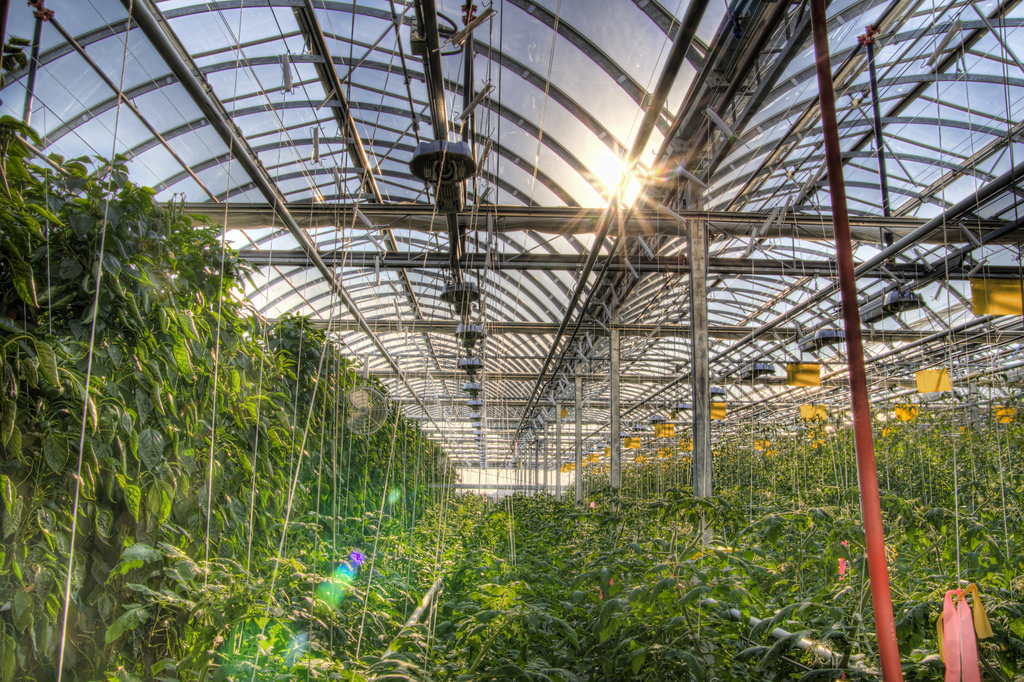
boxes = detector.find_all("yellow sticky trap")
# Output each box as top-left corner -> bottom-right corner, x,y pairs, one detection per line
915,368 -> 951,393
604,446 -> 611,458
710,402 -> 727,420
560,408 -> 568,419
655,423 -> 675,438
669,410 -> 677,420
787,363 -> 821,387
800,405 -> 827,421
971,278 -> 1024,316
625,437 -> 642,449
894,405 -> 918,422
588,453 -> 599,462
996,406 -> 1016,424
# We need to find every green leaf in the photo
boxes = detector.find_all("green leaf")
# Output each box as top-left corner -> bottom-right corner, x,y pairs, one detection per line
651,576 -> 676,602
43,433 -> 70,474
125,484 -> 141,521
12,591 -> 32,633
96,507 -> 114,538
681,651 -> 705,682
0,475 -> 14,510
171,336 -> 192,375
138,428 -> 164,470
1010,618 -> 1024,639
8,256 -> 38,306
34,341 -> 59,387
2,496 -> 22,538
58,258 -> 82,280
1,631 -> 16,682
26,202 -> 63,225
105,604 -> 151,645
110,543 -> 162,578
146,485 -> 172,522
0,399 -> 13,446
108,343 -> 123,368
758,632 -> 805,672
630,649 -> 646,675
6,425 -> 21,460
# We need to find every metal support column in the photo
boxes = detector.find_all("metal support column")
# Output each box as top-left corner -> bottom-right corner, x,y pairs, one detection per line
555,405 -> 563,501
543,422 -> 549,493
610,313 -> 621,490
575,374 -> 583,504
810,0 -> 903,677
690,217 -> 712,499
21,13 -> 43,126
533,438 -> 540,496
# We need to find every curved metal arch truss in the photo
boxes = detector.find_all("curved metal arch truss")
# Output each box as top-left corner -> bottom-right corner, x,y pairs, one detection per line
2,0 -> 1023,467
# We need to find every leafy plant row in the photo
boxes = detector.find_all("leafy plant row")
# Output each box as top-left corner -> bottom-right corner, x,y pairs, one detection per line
0,117 -> 450,681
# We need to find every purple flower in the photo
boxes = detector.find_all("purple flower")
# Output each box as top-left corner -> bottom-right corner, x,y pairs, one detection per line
350,550 -> 366,566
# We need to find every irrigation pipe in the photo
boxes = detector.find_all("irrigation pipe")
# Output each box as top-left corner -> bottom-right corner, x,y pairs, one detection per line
383,575 -> 445,657
703,598 -> 870,673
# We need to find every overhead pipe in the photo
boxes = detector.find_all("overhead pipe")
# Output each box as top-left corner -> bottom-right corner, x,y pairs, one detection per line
414,0 -> 465,278
809,0 -> 903,678
122,0 -> 444,438
511,0 -> 711,445
860,26 -> 893,244
297,0 -> 383,202
21,8 -> 43,126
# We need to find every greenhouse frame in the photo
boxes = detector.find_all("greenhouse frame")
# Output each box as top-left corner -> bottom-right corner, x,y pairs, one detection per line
0,0 -> 1022,679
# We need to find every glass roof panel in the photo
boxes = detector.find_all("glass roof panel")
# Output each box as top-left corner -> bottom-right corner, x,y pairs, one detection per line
5,0 -> 1022,452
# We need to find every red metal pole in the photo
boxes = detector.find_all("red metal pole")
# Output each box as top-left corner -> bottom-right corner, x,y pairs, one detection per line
808,0 -> 904,679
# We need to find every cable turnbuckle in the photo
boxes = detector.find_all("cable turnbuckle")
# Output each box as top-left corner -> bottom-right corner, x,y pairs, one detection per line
857,25 -> 880,46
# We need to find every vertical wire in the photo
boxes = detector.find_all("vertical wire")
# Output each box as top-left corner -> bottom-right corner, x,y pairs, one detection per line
203,0 -> 247,580
248,342 -> 330,680
935,38 -> 963,584
57,4 -> 134,678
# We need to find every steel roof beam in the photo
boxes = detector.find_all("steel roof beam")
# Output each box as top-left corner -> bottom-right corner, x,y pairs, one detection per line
192,202 -> 1009,241
123,0 -> 442,437
242,249 -> 1022,278
297,317 -> 984,344
293,0 -> 383,202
